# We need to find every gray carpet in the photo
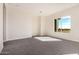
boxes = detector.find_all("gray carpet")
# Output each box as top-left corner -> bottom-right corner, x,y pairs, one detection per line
1,36 -> 79,55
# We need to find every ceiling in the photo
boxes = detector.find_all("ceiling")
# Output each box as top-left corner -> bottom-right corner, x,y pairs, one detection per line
6,3 -> 79,16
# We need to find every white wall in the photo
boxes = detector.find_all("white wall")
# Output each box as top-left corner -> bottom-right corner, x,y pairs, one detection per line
3,3 -> 6,42
0,3 -> 3,53
46,5 -> 79,42
5,4 -> 47,41
6,5 -> 32,41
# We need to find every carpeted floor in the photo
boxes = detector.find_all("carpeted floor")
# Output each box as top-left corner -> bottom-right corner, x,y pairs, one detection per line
1,36 -> 79,55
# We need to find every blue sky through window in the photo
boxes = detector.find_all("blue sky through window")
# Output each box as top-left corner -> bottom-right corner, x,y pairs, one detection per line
58,16 -> 71,29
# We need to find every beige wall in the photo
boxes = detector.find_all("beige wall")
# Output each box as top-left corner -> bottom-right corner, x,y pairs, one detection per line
32,16 -> 46,36
32,16 -> 40,36
40,16 -> 46,35
0,4 -> 3,53
46,5 -> 79,42
6,5 -> 33,41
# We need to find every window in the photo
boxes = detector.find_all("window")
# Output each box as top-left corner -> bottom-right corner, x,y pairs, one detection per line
54,16 -> 71,33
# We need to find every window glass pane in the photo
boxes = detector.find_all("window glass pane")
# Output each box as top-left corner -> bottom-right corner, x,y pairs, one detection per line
58,18 -> 62,32
61,16 -> 71,29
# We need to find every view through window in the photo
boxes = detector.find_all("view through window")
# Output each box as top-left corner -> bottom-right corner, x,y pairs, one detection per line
54,16 -> 71,33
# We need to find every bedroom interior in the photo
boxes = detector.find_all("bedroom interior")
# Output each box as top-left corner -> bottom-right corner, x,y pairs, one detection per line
0,3 -> 79,55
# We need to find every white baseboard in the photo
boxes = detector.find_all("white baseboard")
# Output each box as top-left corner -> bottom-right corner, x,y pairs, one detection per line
4,35 -> 32,42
